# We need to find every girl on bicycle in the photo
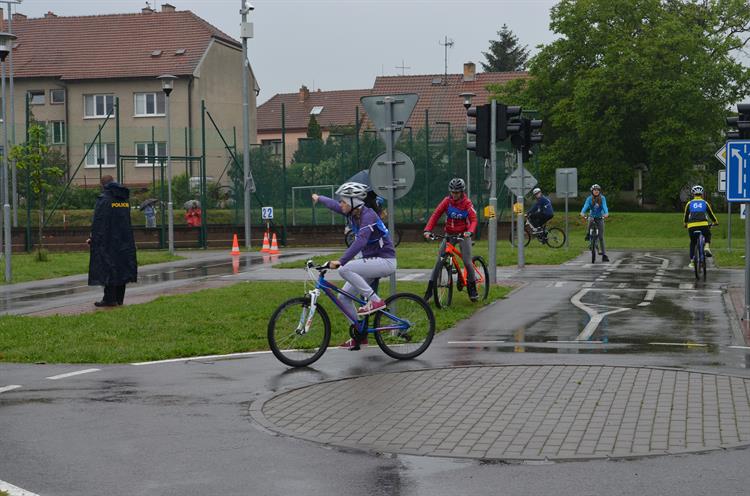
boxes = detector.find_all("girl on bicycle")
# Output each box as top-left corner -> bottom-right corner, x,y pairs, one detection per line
312,182 -> 396,319
683,184 -> 718,267
423,178 -> 479,301
580,183 -> 610,262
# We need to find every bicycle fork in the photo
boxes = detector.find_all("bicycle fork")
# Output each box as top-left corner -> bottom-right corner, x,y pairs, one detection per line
296,289 -> 321,335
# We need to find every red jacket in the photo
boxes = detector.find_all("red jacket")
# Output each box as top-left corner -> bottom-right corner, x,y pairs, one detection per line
424,194 -> 478,235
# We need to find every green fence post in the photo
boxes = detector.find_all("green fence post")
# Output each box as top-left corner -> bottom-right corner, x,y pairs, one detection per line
281,102 -> 287,245
24,92 -> 31,251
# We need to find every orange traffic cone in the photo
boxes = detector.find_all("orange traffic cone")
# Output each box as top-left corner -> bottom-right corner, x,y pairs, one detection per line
268,233 -> 281,255
230,233 -> 241,255
261,231 -> 271,253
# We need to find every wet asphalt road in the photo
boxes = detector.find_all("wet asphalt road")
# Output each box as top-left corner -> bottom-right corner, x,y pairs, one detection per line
1,249 -> 750,495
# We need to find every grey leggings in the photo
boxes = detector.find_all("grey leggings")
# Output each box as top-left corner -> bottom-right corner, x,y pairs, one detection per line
587,217 -> 606,255
338,257 -> 397,306
430,237 -> 475,283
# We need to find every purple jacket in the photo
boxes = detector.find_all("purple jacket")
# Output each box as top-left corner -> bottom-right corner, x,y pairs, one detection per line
318,195 -> 396,265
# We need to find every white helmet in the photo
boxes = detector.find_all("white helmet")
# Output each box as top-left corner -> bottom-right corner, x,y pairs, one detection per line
532,187 -> 542,195
335,182 -> 369,200
691,185 -> 704,195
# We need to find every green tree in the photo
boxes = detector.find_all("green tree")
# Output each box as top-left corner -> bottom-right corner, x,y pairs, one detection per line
11,123 -> 64,251
481,24 -> 530,72
306,115 -> 322,140
492,0 -> 750,207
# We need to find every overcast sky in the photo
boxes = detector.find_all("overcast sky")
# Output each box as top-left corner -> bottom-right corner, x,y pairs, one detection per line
18,0 -> 558,103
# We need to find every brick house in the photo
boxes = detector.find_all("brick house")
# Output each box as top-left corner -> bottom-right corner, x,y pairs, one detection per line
6,3 -> 258,187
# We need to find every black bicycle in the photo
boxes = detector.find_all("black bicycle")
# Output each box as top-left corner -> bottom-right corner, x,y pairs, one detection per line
509,217 -> 566,248
691,225 -> 715,281
585,216 -> 603,263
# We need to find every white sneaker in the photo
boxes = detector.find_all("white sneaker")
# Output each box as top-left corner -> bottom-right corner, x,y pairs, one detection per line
688,261 -> 694,269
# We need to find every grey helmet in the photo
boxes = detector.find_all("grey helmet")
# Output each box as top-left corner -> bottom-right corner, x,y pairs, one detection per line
335,181 -> 369,209
448,178 -> 466,192
590,183 -> 601,192
532,187 -> 542,195
691,184 -> 704,195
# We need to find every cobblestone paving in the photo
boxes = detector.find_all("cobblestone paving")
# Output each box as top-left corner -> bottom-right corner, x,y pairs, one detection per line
256,366 -> 750,461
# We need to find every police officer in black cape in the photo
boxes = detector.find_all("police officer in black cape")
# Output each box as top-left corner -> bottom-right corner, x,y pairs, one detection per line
87,175 -> 138,307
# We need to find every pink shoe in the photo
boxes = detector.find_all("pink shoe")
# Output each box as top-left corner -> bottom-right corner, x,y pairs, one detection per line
357,299 -> 386,316
338,336 -> 368,350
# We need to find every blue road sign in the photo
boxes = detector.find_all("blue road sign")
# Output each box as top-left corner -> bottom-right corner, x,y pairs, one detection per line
727,141 -> 750,202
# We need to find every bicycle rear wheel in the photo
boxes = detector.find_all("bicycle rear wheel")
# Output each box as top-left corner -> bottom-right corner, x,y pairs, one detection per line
433,260 -> 453,309
374,293 -> 435,360
545,227 -> 566,248
471,256 -> 490,301
693,243 -> 700,280
268,297 -> 331,367
394,229 -> 403,247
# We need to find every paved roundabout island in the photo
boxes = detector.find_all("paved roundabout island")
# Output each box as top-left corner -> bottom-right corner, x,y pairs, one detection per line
252,365 -> 750,461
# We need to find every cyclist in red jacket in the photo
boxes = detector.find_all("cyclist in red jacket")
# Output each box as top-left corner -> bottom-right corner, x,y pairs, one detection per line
423,178 -> 479,301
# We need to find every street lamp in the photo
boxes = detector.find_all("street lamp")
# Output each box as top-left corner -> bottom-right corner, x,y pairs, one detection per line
460,92 -> 475,199
240,0 -> 255,249
0,32 -> 15,282
158,74 -> 176,255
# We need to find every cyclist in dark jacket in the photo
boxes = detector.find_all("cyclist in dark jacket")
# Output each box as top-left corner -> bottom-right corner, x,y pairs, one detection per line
527,187 -> 554,232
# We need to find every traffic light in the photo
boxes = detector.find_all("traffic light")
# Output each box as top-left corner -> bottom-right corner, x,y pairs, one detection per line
522,118 -> 543,162
466,104 -> 491,159
727,103 -> 750,140
505,105 -> 523,147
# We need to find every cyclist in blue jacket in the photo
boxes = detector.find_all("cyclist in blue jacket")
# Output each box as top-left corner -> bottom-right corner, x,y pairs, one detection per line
580,184 -> 610,262
526,187 -> 554,233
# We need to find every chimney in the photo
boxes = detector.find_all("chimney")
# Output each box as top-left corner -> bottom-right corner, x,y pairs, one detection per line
142,6 -> 155,14
161,3 -> 176,12
44,11 -> 58,18
298,85 -> 310,102
463,62 -> 476,82
12,12 -> 26,21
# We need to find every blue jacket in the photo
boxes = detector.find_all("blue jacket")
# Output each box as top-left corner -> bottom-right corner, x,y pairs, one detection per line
528,195 -> 553,216
581,195 -> 608,218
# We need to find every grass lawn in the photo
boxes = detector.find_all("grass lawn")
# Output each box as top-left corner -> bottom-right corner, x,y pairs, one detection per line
275,211 -> 749,269
2,250 -> 183,285
0,281 -> 511,364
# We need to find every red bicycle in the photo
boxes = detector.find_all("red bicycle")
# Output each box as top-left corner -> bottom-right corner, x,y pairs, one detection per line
428,234 -> 490,308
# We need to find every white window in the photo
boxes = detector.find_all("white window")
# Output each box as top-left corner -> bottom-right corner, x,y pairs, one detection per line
310,106 -> 324,115
50,121 -> 65,144
84,94 -> 115,118
261,139 -> 282,155
134,92 -> 166,117
135,142 -> 167,166
85,143 -> 116,168
28,90 -> 45,105
50,89 -> 65,105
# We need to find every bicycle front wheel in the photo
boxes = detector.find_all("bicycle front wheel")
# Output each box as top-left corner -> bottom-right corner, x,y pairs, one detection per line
590,235 -> 597,263
433,260 -> 453,309
471,256 -> 490,301
394,230 -> 403,247
374,293 -> 435,360
268,297 -> 331,367
509,227 -> 531,247
545,227 -> 566,248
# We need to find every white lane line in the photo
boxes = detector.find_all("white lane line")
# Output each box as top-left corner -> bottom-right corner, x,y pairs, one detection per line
638,302 -> 651,307
647,283 -> 663,289
644,290 -> 656,301
617,283 -> 628,289
554,281 -> 567,287
46,368 -> 100,380
0,385 -> 22,394
132,350 -> 272,365
398,273 -> 423,281
582,282 -> 594,288
729,345 -> 750,350
548,340 -> 604,344
0,479 -> 40,496
679,283 -> 695,290
448,340 -> 507,345
585,287 -> 722,294
649,342 -> 708,347
571,289 -> 629,341
653,277 -> 662,282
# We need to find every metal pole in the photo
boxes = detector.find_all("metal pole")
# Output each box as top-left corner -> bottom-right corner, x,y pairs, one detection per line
517,148 -> 525,268
281,102 -> 287,244
565,172 -> 570,249
488,101 -> 498,284
728,200 -> 732,252
166,91 -> 175,255
466,114 -> 471,200
24,91 -> 29,251
241,0 -> 252,250
745,202 -> 749,322
7,7 -> 15,227
115,98 -> 121,182
424,110 -> 430,215
384,97 -> 397,295
2,59 -> 11,281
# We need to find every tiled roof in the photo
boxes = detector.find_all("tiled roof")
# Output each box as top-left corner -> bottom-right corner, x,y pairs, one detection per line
367,72 -> 529,136
6,11 -> 240,80
257,88 -> 376,132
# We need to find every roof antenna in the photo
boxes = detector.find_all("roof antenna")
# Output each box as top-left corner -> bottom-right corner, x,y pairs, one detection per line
395,59 -> 411,76
439,36 -> 454,85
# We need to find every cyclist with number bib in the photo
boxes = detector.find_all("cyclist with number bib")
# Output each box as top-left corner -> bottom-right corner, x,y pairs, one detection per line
312,181 -> 396,324
683,185 -> 718,268
423,178 -> 479,301
580,184 -> 610,262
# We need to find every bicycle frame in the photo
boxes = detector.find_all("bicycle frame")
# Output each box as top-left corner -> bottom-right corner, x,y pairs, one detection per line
301,266 -> 411,336
442,239 -> 471,286
692,231 -> 705,263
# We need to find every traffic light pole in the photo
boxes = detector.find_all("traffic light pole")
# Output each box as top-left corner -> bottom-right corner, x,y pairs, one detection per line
384,97 -> 398,295
746,202 -> 750,323
488,101 -> 498,284
517,148 -> 525,268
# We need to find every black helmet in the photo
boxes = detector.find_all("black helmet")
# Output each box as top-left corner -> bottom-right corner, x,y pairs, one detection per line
449,178 -> 466,192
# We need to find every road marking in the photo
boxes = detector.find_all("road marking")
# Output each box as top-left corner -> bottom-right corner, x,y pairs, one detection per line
448,340 -> 507,345
132,350 -> 272,366
548,340 -> 604,344
679,283 -> 695,290
617,283 -> 628,289
0,479 -> 39,496
644,290 -> 656,301
638,302 -> 651,306
398,273 -> 423,281
0,385 -> 21,394
571,289 -> 630,341
46,368 -> 100,380
582,282 -> 594,288
729,345 -> 750,350
554,281 -> 567,287
649,342 -> 707,347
